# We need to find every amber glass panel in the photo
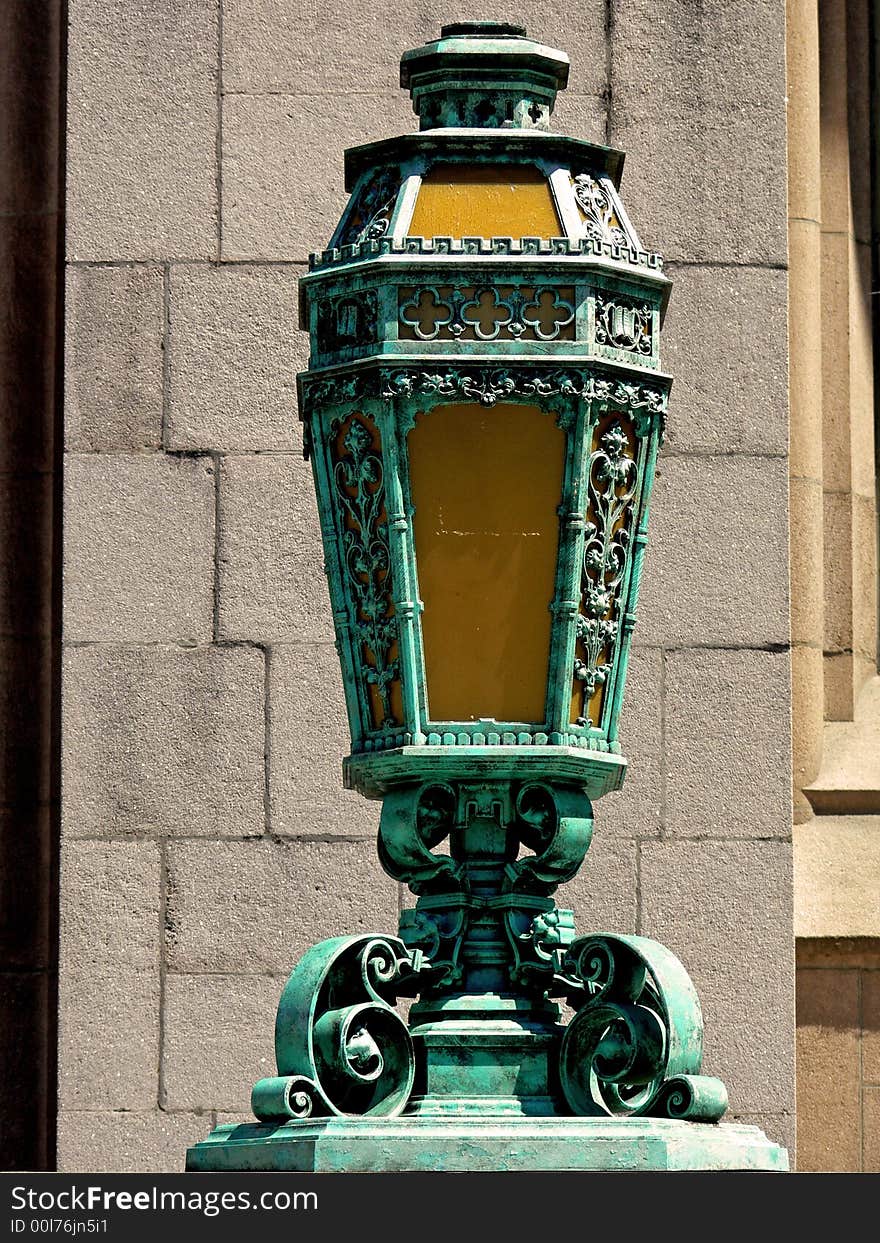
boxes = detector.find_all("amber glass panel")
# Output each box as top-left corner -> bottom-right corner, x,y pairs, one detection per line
409,164 -> 562,239
409,403 -> 565,723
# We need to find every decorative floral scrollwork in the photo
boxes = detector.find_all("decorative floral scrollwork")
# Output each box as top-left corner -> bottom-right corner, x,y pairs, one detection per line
379,367 -> 666,426
572,174 -> 630,247
251,935 -> 420,1122
511,783 -> 594,889
337,168 -> 400,247
573,418 -> 638,728
378,782 -> 459,890
556,933 -> 728,1122
316,290 -> 378,353
595,294 -> 652,355
398,285 -> 576,342
332,413 -> 400,729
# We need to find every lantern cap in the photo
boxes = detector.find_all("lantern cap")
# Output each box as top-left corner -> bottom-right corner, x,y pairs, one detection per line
400,24 -> 570,131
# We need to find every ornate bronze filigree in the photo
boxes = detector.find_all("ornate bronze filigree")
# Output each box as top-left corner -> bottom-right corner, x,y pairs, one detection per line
572,173 -> 629,246
251,935 -> 421,1121
573,418 -> 638,728
595,294 -> 652,355
332,413 -> 401,729
337,168 -> 401,247
556,934 -> 728,1121
399,284 -> 575,342
317,290 -> 378,353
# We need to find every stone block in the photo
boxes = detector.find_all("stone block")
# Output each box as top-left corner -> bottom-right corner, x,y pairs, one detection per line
853,492 -> 878,662
217,455 -> 331,643
610,0 -> 787,263
640,840 -> 794,1116
62,645 -> 265,837
0,973 -> 50,1169
789,477 -> 824,647
796,967 -> 861,1171
58,968 -> 159,1110
0,807 -> 51,970
662,265 -> 788,456
221,92 -> 414,261
548,90 -> 606,145
269,643 -> 379,835
57,1110 -> 210,1174
794,818 -> 880,938
863,969 -> 880,1084
823,650 -> 854,722
60,840 -> 160,970
66,0 -> 217,260
866,1087 -> 880,1173
64,265 -> 164,451
791,644 -> 824,819
63,453 -> 215,642
167,265 -> 306,451
0,638 -> 52,806
0,473 -> 52,637
556,835 -> 637,937
222,2 -> 606,97
820,232 -> 852,492
823,490 -> 853,655
818,0 -> 850,233
166,838 -> 397,973
664,647 -> 791,837
596,646 -> 662,838
636,454 -> 789,648
162,974 -> 281,1111
787,219 -> 823,482
785,0 -> 821,225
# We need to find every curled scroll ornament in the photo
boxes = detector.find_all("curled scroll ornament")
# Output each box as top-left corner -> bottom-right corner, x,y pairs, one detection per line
251,935 -> 419,1122
557,933 -> 729,1122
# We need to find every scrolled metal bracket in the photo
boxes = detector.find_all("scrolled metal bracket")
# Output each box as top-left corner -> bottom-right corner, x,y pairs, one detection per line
251,934 -> 424,1122
554,932 -> 728,1122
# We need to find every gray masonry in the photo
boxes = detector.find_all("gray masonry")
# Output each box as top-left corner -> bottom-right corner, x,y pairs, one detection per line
60,0 -> 794,1169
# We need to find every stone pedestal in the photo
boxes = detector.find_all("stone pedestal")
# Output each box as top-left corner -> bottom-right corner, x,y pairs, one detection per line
187,1115 -> 788,1172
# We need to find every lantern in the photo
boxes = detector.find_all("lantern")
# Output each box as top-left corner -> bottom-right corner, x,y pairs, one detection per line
187,23 -> 787,1173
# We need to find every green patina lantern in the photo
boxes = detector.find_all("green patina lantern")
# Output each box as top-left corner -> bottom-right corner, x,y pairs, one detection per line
188,24 -> 788,1173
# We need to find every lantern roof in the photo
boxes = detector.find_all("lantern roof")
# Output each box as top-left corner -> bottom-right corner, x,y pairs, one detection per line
343,130 -> 625,192
400,22 -> 571,132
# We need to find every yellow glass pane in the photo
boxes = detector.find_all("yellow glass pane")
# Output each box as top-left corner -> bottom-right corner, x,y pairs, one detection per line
409,164 -> 562,239
409,403 -> 565,723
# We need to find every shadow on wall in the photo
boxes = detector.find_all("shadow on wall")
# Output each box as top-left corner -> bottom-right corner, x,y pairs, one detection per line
0,0 -> 65,1171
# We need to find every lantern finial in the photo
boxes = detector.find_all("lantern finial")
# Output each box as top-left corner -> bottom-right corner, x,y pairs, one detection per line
400,24 -> 570,131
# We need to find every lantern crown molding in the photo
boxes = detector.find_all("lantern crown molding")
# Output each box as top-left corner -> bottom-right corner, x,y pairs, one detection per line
400,21 -> 570,131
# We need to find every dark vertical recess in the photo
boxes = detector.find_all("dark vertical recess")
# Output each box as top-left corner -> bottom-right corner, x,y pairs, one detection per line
871,0 -> 880,664
604,0 -> 615,146
0,0 -> 65,1169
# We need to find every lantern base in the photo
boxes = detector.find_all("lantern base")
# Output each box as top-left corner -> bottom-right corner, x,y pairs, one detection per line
185,1115 -> 788,1172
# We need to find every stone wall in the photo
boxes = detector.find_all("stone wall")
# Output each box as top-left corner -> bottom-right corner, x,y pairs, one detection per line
797,940 -> 880,1170
59,1 -> 795,1169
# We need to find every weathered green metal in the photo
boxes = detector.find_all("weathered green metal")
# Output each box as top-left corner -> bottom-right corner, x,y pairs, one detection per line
188,1116 -> 789,1172
188,23 -> 788,1173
